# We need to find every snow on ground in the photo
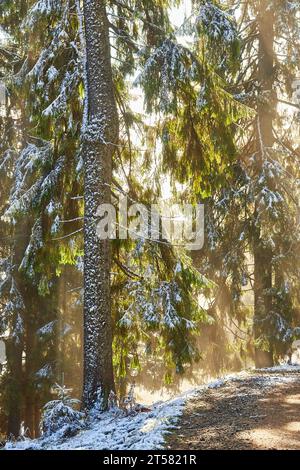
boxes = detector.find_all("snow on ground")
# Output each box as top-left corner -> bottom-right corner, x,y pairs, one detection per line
4,364 -> 300,451
5,394 -> 189,451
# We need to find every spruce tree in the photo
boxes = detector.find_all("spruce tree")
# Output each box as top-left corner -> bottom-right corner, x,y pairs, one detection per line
200,0 -> 300,368
234,0 -> 300,366
0,0 -> 83,436
80,0 -> 245,403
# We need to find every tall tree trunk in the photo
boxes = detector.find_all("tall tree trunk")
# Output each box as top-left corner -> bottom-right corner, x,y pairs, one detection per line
253,0 -> 275,368
82,0 -> 118,409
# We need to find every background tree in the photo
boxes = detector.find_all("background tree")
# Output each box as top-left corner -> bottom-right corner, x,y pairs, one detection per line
197,0 -> 300,368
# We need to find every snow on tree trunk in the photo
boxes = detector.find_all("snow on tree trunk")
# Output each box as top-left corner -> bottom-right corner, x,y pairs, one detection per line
81,0 -> 118,409
253,0 -> 275,368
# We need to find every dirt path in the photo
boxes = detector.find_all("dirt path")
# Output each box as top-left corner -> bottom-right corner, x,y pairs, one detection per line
166,370 -> 300,450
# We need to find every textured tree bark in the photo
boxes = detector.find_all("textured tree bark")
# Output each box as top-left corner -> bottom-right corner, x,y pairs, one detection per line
82,0 -> 118,409
253,0 -> 275,368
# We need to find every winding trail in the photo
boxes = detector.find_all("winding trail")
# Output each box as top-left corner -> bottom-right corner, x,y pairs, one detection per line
166,369 -> 300,450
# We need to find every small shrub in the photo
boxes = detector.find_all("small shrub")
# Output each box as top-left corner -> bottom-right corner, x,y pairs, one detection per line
41,384 -> 85,438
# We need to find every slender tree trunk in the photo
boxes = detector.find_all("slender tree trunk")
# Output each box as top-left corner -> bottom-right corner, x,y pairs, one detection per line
6,223 -> 29,438
22,282 -> 38,438
253,235 -> 273,367
253,0 -> 275,368
82,0 -> 118,409
6,335 -> 23,438
34,401 -> 41,438
24,318 -> 35,438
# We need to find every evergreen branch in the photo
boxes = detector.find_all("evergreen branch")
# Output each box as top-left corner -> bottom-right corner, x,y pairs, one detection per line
113,257 -> 143,280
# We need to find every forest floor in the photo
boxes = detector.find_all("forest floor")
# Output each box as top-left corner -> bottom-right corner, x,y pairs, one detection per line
4,366 -> 300,450
166,368 -> 300,450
